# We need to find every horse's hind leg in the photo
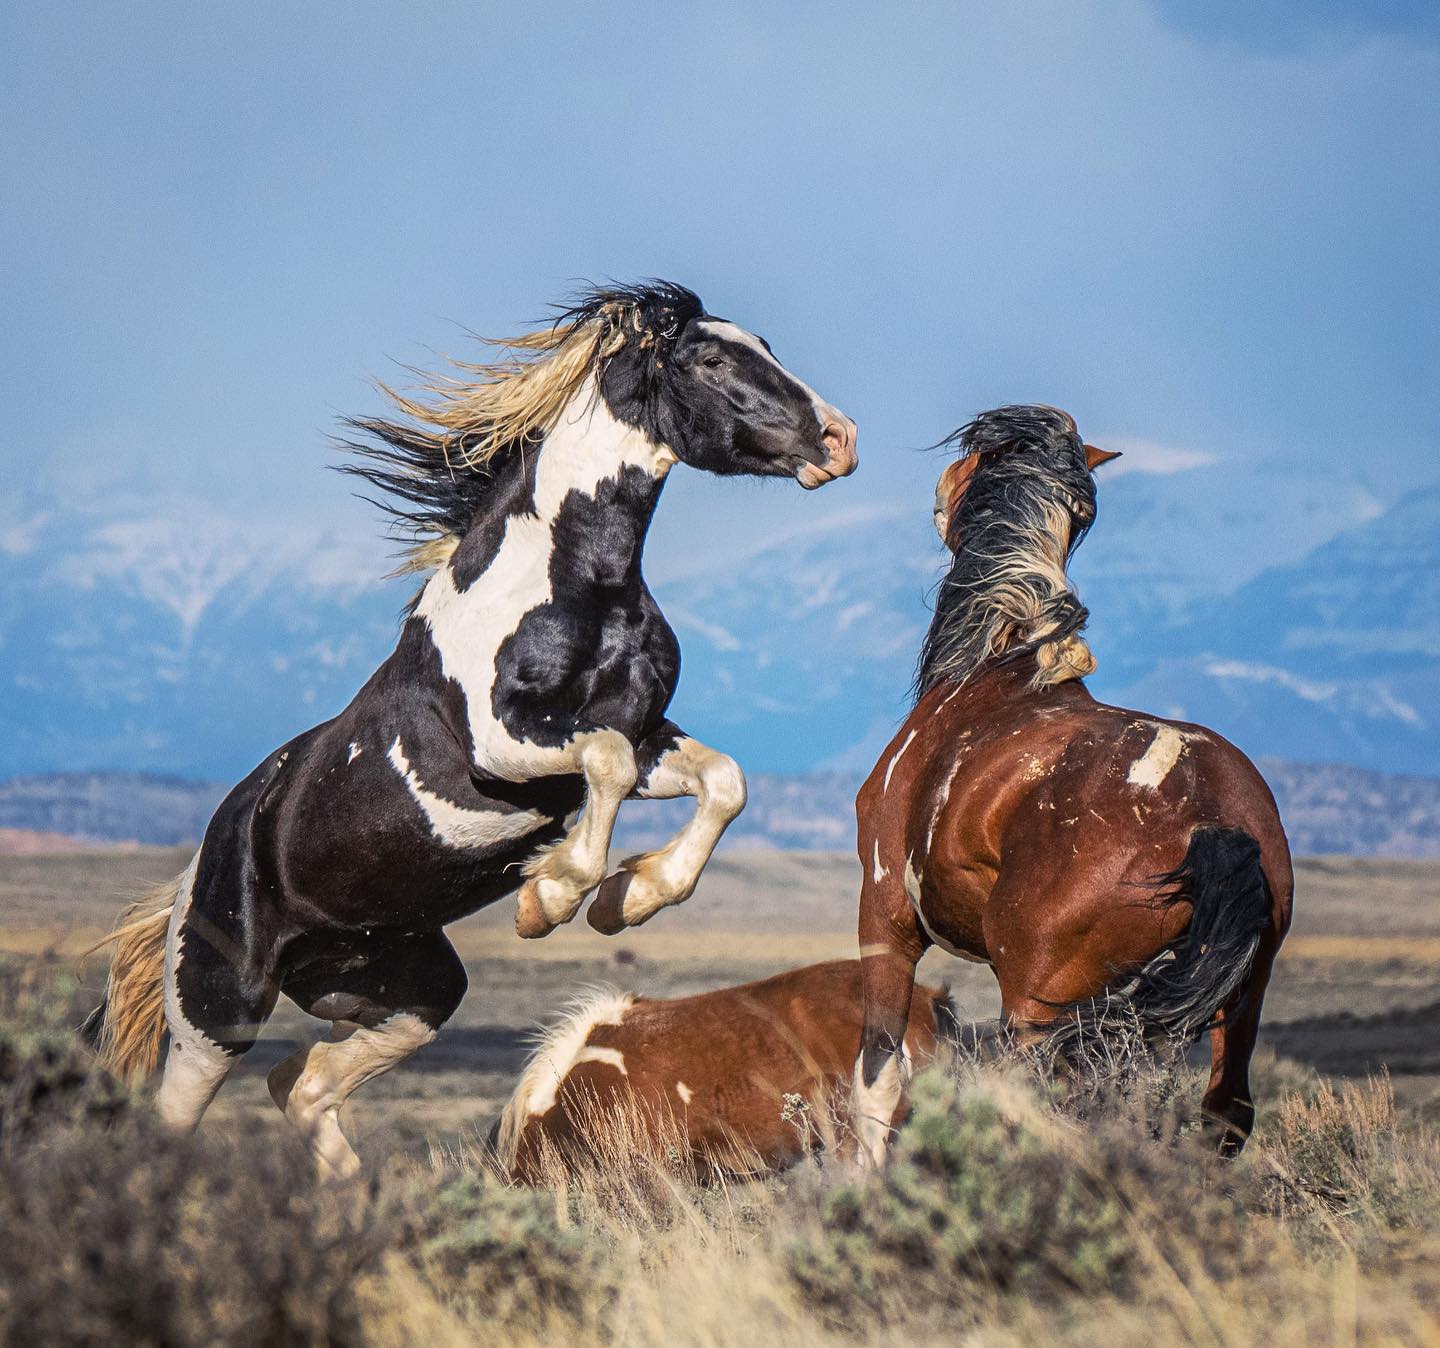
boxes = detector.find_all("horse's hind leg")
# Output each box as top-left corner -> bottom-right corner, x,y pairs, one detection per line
155,856 -> 280,1131
270,930 -> 468,1177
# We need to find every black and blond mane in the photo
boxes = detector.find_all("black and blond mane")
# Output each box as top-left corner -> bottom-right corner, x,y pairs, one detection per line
916,405 -> 1098,698
339,281 -> 704,573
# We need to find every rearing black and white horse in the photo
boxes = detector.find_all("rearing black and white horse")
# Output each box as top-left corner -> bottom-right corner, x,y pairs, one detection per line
87,281 -> 857,1174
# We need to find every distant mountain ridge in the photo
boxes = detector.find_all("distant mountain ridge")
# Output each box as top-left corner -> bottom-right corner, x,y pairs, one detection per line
2,761 -> 1436,858
0,465 -> 1434,780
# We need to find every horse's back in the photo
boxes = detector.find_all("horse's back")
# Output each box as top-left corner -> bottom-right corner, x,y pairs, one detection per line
878,676 -> 1292,966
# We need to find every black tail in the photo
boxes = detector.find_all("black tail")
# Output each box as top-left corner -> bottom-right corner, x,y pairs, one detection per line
928,982 -> 962,1044
1046,825 -> 1272,1058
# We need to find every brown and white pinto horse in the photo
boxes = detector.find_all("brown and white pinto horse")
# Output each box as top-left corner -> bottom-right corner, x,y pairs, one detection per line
497,960 -> 949,1181
853,406 -> 1292,1164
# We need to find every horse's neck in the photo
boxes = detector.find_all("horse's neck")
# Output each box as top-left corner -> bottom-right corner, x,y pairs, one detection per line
951,654 -> 1096,711
432,378 -> 675,598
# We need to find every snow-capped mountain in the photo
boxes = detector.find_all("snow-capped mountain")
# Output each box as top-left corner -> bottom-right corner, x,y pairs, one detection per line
0,467 -> 1432,782
1094,486 -> 1440,775
657,464 -> 1426,776
0,501 -> 407,779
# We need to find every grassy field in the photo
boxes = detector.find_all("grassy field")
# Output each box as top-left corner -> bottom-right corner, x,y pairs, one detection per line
2,847 -> 1438,1343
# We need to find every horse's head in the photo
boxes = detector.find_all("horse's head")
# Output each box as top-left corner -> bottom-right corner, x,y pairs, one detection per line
932,407 -> 1120,547
671,317 -> 857,488
591,285 -> 856,490
916,405 -> 1121,697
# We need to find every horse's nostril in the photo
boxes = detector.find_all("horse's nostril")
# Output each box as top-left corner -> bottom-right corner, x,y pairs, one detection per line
822,417 -> 857,456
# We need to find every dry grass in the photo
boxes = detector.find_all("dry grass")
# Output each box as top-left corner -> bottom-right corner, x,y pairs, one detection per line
3,956 -> 1440,1347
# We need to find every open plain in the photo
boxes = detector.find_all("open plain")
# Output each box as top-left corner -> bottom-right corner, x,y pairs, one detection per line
4,845 -> 1437,1153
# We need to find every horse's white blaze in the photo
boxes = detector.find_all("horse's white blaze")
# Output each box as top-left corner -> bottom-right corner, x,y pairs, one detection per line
495,988 -> 635,1166
347,742 -> 362,763
676,1080 -> 693,1104
388,736 -> 547,849
1127,724 -> 1193,790
852,1049 -> 908,1168
882,728 -> 918,792
156,849 -> 233,1131
694,319 -> 842,429
871,839 -> 889,884
414,378 -> 673,781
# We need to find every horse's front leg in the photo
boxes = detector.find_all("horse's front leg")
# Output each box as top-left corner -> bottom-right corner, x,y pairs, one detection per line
587,723 -> 746,934
514,728 -> 637,939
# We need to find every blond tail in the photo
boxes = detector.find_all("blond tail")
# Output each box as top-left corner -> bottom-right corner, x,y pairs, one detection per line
83,875 -> 183,1084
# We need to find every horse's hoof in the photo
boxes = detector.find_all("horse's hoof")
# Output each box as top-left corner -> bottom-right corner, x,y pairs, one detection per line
587,871 -> 633,935
514,882 -> 556,940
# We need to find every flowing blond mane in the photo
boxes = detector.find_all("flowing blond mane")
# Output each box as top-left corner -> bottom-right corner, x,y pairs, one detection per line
340,281 -> 705,575
386,322 -> 624,475
494,985 -> 636,1169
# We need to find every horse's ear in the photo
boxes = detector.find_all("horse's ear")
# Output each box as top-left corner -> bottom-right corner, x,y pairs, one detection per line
1085,444 -> 1122,471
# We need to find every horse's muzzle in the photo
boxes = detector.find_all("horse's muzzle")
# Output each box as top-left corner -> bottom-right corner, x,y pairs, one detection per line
795,414 -> 858,489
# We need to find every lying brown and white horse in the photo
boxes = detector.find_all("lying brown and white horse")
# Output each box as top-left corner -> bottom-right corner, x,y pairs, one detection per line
497,960 -> 949,1181
853,406 -> 1292,1164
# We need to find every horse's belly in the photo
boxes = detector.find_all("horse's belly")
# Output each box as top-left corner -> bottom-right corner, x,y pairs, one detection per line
272,757 -> 569,928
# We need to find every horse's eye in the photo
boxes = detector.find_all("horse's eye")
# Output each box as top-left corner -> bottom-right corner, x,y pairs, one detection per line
702,354 -> 726,369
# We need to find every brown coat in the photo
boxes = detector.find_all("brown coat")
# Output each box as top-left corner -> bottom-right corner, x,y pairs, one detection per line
497,959 -> 948,1181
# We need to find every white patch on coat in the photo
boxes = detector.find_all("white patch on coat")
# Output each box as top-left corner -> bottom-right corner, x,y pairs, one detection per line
675,1080 -> 693,1104
882,729 -> 918,792
871,840 -> 889,884
924,761 -> 961,854
156,849 -> 234,1131
573,1045 -> 627,1075
1126,724 -> 1194,790
693,319 -> 841,429
347,742 -> 362,763
388,737 -> 548,848
494,987 -> 635,1167
413,379 -> 673,781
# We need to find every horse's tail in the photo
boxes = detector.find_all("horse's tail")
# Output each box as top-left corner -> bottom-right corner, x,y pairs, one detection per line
924,980 -> 963,1049
81,873 -> 183,1084
1046,825 -> 1272,1057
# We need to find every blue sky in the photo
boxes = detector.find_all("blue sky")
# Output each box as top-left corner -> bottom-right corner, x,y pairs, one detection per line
2,2 -> 1437,776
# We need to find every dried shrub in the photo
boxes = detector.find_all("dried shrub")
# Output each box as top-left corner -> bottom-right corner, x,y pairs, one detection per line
1257,1074 -> 1440,1237
0,957 -> 130,1146
0,1116 -> 386,1347
788,1066 -> 1250,1325
401,1170 -> 618,1332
